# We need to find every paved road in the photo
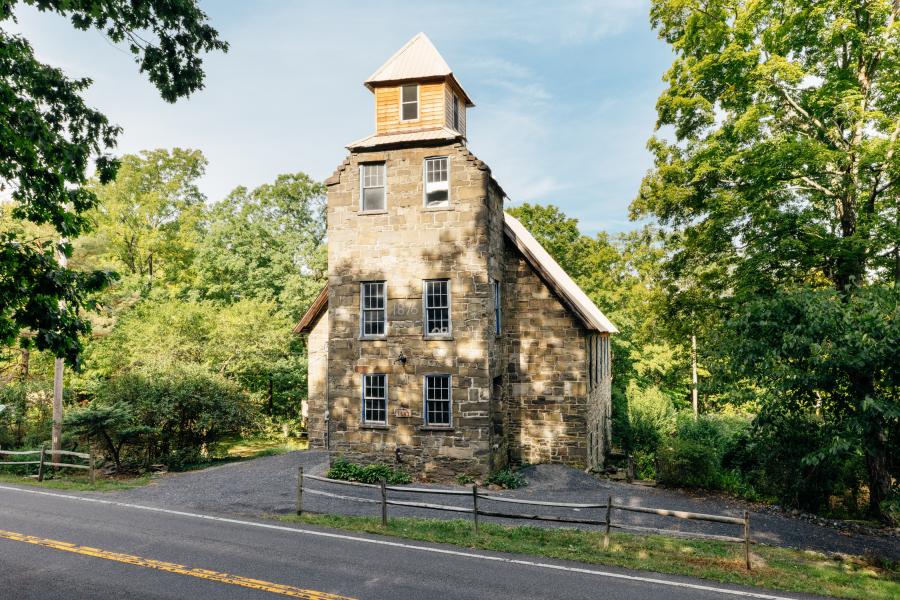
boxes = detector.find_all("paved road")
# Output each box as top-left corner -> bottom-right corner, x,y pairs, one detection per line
98,451 -> 898,560
0,484 -> 824,600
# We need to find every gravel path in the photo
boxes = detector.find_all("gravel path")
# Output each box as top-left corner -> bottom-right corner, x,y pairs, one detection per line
99,450 -> 898,560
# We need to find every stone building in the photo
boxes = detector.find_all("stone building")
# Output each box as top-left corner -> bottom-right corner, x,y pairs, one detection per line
295,33 -> 616,479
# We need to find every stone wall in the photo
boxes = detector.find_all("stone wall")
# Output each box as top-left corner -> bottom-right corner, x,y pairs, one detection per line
306,310 -> 329,449
323,141 -> 497,479
503,240 -> 591,468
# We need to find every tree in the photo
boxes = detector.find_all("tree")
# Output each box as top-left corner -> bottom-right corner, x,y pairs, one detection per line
635,0 -> 899,516
88,148 -> 207,287
194,173 -> 327,319
0,0 -> 227,365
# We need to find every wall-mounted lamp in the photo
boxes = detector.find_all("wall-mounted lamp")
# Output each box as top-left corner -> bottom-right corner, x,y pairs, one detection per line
396,351 -> 408,366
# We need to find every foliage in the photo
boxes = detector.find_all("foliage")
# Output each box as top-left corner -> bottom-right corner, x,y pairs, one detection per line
456,473 -> 475,485
486,467 -> 527,489
94,365 -> 254,469
637,0 -> 900,518
64,401 -> 152,471
625,380 -> 676,453
327,458 -> 412,485
0,0 -> 226,364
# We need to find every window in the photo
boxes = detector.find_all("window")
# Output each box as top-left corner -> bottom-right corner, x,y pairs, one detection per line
452,94 -> 460,130
424,279 -> 450,336
360,281 -> 386,337
424,157 -> 449,206
424,374 -> 451,426
360,163 -> 385,211
401,84 -> 418,120
493,279 -> 501,336
362,373 -> 387,424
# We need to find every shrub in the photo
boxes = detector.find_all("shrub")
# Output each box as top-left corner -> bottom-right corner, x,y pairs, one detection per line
656,436 -> 721,488
327,458 -> 411,484
486,468 -> 527,489
456,474 -> 475,485
626,381 -> 675,452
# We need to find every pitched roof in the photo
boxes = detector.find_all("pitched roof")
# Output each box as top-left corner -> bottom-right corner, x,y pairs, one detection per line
346,126 -> 462,150
365,33 -> 474,106
293,214 -> 617,335
503,213 -> 618,334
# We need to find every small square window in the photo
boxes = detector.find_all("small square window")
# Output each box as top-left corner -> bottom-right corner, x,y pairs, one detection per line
424,157 -> 449,206
361,163 -> 385,211
424,279 -> 450,336
424,374 -> 451,426
360,281 -> 386,337
401,84 -> 418,121
363,373 -> 387,424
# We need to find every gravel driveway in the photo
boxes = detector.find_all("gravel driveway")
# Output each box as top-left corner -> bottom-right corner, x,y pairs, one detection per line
100,450 -> 898,560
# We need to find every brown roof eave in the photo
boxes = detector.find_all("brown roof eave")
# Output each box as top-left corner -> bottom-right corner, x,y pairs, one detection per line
292,286 -> 329,334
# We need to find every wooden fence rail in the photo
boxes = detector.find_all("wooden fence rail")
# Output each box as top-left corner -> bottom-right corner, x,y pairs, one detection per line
297,467 -> 753,570
0,446 -> 95,484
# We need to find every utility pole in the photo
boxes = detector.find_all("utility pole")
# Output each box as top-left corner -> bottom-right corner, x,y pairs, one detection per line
52,240 -> 67,460
691,333 -> 698,418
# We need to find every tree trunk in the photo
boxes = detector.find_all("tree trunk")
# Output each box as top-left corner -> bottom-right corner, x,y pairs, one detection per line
855,373 -> 890,519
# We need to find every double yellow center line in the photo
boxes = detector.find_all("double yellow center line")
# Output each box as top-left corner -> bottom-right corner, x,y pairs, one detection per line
0,528 -> 355,599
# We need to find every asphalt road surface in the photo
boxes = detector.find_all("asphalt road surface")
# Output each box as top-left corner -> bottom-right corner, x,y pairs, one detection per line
0,484 -> 826,600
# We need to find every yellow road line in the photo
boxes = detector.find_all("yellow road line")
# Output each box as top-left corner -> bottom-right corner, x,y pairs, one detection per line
0,528 -> 355,599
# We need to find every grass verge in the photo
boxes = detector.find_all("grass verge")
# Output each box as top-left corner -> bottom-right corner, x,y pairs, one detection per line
278,513 -> 898,600
0,472 -> 150,492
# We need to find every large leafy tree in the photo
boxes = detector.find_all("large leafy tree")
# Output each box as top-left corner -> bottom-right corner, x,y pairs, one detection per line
0,0 -> 227,366
635,0 -> 899,516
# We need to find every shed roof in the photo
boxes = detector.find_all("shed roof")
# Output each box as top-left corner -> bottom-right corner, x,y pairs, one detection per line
365,33 -> 474,106
347,126 -> 462,150
293,214 -> 617,335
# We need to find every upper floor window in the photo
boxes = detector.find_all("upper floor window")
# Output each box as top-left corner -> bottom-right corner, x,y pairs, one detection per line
424,279 -> 451,337
361,281 -> 386,337
360,162 -> 385,211
401,84 -> 418,121
493,279 -> 501,336
424,157 -> 449,206
452,94 -> 460,130
362,373 -> 387,424
424,374 -> 452,427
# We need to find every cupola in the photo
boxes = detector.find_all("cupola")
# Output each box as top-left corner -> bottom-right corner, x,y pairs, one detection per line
348,33 -> 474,150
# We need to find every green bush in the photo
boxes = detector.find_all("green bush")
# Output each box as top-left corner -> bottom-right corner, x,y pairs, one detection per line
656,436 -> 721,488
626,381 -> 675,453
327,458 -> 411,484
486,468 -> 527,489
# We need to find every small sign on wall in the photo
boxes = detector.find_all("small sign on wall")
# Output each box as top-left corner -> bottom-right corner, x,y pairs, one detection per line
394,408 -> 412,418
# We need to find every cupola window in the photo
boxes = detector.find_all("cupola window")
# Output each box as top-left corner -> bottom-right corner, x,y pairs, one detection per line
401,84 -> 418,121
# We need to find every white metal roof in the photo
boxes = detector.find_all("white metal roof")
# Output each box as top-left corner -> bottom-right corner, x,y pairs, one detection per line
346,127 -> 462,150
365,33 -> 474,106
503,213 -> 618,334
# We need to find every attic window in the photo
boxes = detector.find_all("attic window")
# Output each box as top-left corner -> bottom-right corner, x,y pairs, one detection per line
401,84 -> 418,121
424,157 -> 449,206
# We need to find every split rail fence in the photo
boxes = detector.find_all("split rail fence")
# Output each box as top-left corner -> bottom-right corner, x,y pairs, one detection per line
0,445 -> 95,484
296,467 -> 753,570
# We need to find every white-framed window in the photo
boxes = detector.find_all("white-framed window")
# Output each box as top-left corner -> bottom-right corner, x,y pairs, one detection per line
362,373 -> 387,424
452,94 -> 460,130
423,279 -> 451,337
401,84 -> 418,121
493,279 -> 501,336
360,162 -> 385,212
360,281 -> 386,337
424,374 -> 451,426
424,156 -> 449,206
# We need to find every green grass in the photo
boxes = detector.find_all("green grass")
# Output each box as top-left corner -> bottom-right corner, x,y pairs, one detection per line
278,513 -> 899,600
175,436 -> 308,471
0,471 -> 150,492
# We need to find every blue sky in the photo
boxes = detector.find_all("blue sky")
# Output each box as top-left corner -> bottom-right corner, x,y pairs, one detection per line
11,1 -> 672,235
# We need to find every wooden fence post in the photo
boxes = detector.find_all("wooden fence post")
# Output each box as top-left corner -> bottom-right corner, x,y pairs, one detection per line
89,450 -> 96,486
626,456 -> 635,483
744,510 -> 751,570
380,479 -> 388,527
472,485 -> 480,535
296,466 -> 303,516
37,444 -> 46,482
604,495 -> 612,550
